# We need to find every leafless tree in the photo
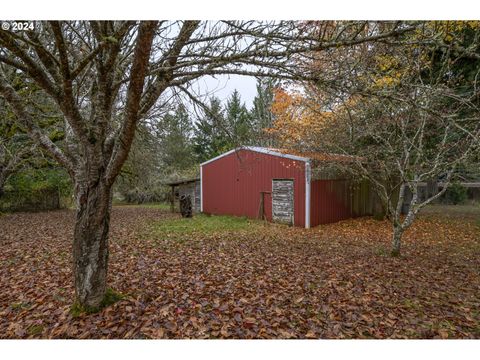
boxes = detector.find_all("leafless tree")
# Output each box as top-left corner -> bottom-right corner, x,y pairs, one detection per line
0,21 -> 416,307
289,22 -> 480,256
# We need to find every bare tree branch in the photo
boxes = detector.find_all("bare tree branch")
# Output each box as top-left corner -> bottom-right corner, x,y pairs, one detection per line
0,74 -> 74,176
106,21 -> 158,185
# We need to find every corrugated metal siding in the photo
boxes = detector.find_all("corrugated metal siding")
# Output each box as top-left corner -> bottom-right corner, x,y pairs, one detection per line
310,179 -> 353,226
310,179 -> 376,226
202,149 -> 306,227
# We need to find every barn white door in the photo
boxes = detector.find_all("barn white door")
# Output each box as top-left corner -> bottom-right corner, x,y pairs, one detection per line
272,179 -> 294,225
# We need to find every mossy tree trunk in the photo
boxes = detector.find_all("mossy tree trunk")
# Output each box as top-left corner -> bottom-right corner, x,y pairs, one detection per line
0,21 -> 159,309
73,176 -> 112,308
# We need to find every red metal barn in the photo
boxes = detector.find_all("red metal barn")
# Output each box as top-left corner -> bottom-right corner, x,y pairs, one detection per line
200,147 -> 374,228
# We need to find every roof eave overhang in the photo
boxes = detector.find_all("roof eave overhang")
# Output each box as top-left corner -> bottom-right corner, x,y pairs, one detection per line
200,146 -> 310,167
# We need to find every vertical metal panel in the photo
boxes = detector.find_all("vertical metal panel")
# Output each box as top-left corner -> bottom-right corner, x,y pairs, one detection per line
305,161 -> 311,228
200,165 -> 203,212
310,179 -> 353,226
202,148 -> 306,227
310,179 -> 375,226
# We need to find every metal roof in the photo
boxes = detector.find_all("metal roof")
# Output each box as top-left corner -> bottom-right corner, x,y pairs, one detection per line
200,146 -> 359,166
200,146 -> 310,166
271,148 -> 360,163
164,177 -> 200,186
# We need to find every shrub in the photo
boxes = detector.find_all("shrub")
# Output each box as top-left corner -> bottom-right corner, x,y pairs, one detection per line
0,167 -> 72,212
444,182 -> 468,205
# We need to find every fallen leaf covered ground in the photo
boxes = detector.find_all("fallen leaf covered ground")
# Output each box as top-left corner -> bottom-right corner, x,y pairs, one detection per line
0,205 -> 479,339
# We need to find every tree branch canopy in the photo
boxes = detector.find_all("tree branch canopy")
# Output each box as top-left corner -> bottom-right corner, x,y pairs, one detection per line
0,74 -> 74,176
0,20 -> 423,191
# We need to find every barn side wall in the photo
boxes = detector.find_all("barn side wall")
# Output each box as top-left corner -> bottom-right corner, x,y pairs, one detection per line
202,149 -> 306,227
310,179 -> 374,226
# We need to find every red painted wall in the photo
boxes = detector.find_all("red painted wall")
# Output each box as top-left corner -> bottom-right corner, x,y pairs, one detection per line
202,149 -> 306,227
310,179 -> 353,226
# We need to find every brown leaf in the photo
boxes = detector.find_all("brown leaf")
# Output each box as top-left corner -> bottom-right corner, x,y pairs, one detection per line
438,329 -> 449,339
1,206 -> 479,339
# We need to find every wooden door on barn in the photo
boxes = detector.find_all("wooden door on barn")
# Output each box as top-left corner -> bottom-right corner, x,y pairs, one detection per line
272,179 -> 294,225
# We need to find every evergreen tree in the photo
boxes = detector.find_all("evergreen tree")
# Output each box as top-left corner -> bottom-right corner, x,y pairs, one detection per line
225,89 -> 252,147
158,104 -> 195,171
250,78 -> 278,146
116,103 -> 196,203
193,97 -> 229,162
426,24 -> 480,180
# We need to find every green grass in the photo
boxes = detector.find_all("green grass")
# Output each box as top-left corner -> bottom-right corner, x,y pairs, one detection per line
11,302 -> 31,311
70,288 -> 124,317
113,202 -> 172,211
373,246 -> 390,257
402,298 -> 423,311
27,324 -> 44,336
421,203 -> 480,220
147,213 -> 257,236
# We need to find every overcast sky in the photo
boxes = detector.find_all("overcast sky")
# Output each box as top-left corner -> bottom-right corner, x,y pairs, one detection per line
193,74 -> 258,109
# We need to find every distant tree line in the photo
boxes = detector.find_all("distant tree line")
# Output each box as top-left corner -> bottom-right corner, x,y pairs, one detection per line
1,77 -> 279,206
114,78 -> 279,203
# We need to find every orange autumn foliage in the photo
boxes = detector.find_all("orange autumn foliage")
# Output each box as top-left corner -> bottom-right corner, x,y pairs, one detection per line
268,88 -> 337,149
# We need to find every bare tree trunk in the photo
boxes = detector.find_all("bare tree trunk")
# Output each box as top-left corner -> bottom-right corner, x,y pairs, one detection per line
391,225 -> 403,257
72,177 -> 112,309
389,182 -> 407,256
